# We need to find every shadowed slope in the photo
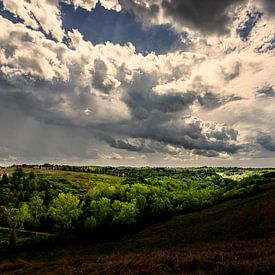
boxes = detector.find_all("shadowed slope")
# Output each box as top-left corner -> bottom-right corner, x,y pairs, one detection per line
1,182 -> 274,274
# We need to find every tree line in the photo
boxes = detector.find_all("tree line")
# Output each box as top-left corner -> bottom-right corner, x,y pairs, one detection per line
0,167 -> 274,248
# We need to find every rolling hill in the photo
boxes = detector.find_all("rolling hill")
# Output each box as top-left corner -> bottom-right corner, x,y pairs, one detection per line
0,181 -> 274,274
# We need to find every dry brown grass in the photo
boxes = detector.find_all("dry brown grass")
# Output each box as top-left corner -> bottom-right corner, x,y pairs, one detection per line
1,236 -> 274,274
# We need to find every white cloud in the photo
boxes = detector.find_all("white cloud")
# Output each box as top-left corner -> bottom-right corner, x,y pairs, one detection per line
100,152 -> 123,160
2,0 -> 65,41
2,0 -> 121,41
0,0 -> 274,164
0,16 -> 69,80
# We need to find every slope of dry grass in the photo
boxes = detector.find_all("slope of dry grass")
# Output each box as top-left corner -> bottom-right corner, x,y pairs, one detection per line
0,182 -> 274,274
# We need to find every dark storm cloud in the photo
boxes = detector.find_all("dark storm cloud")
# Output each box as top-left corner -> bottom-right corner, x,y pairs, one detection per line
119,0 -> 275,35
257,133 -> 275,151
191,149 -> 220,158
0,79 -> 101,161
102,134 -> 234,158
0,76 -> 70,126
0,75 -> 97,129
0,145 -> 12,159
262,0 -> 275,15
0,91 -> 69,126
97,113 -> 240,157
197,92 -> 221,108
197,92 -> 242,109
90,71 -> 240,157
162,0 -> 246,34
92,59 -> 114,94
101,135 -> 149,152
122,73 -> 196,120
102,136 -> 182,155
119,0 -> 246,34
0,66 -> 241,160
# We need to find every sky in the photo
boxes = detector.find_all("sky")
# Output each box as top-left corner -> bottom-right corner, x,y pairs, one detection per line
0,0 -> 274,167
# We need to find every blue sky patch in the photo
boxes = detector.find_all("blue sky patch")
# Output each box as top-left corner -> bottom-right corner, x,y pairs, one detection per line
61,3 -> 184,55
0,2 -> 23,24
237,11 -> 263,41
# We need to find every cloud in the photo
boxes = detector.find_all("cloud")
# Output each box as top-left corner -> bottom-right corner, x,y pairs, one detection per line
1,0 -> 121,41
103,137 -> 184,156
118,0 -> 160,25
117,0 -> 249,35
118,0 -> 275,36
191,149 -> 220,158
99,114 -> 240,157
92,59 -> 119,94
2,0 -> 65,41
256,86 -> 275,97
100,152 -> 123,160
63,0 -> 121,11
121,72 -> 196,120
0,16 -> 69,80
256,133 -> 275,151
0,0 -> 274,165
0,145 -> 10,160
197,92 -> 242,109
161,0 -> 246,34
259,0 -> 275,16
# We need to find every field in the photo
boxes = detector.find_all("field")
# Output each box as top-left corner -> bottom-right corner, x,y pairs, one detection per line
0,166 -> 274,274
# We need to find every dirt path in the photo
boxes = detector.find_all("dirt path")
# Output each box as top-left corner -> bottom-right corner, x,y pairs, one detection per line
0,227 -> 55,237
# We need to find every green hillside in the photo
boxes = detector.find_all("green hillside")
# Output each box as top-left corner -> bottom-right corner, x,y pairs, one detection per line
1,181 -> 274,274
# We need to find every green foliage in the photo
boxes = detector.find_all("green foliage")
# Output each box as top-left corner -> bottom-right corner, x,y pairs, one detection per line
112,200 -> 139,226
90,197 -> 113,226
49,193 -> 83,230
1,204 -> 31,230
0,204 -> 31,247
25,195 -> 47,228
0,166 -> 274,246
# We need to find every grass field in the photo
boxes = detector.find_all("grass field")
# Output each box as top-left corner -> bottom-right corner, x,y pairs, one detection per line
0,167 -> 124,192
0,181 -> 274,274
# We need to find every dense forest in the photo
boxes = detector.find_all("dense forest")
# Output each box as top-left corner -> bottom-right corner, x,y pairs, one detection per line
0,165 -> 275,249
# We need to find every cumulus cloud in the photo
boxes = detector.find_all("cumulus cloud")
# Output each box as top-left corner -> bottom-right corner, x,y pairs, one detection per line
161,0 -> 246,34
0,0 -> 274,165
2,0 -> 65,41
0,16 -> 69,80
118,0 -> 249,35
1,0 -> 121,41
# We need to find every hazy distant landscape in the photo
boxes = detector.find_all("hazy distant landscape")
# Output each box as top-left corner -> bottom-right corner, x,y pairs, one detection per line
0,165 -> 274,274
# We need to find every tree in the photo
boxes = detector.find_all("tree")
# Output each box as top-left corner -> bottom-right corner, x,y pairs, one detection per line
49,193 -> 83,231
112,200 -> 139,226
25,195 -> 47,228
11,168 -> 25,191
0,204 -> 31,248
90,197 -> 112,226
28,171 -> 36,180
1,172 -> 8,184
